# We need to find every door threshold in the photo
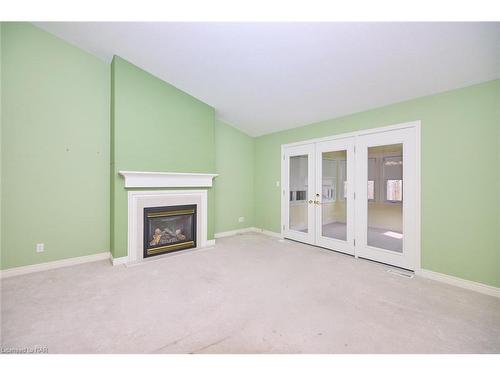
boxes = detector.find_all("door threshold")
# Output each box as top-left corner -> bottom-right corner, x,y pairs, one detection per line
284,237 -> 414,273
284,237 -> 355,258
357,256 -> 414,273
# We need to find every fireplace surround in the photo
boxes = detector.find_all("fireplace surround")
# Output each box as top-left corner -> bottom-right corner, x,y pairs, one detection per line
117,189 -> 212,265
116,171 -> 217,265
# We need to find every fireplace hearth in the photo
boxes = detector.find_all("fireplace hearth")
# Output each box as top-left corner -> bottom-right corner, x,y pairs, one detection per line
143,204 -> 197,257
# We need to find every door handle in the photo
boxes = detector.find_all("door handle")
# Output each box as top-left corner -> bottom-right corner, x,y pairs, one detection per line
314,193 -> 320,205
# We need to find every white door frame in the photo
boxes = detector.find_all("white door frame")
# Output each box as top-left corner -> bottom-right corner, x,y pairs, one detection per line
280,121 -> 421,271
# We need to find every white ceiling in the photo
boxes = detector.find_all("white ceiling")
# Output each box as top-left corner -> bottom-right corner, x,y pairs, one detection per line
35,22 -> 499,136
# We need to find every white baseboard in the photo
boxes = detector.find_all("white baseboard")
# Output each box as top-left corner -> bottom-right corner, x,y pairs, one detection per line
257,228 -> 284,239
416,269 -> 500,298
110,255 -> 129,266
0,252 -> 111,278
215,227 -> 283,239
214,227 -> 259,238
206,239 -> 216,246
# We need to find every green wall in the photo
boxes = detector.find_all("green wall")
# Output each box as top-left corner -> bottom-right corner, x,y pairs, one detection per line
255,80 -> 500,287
2,22 -> 498,289
214,119 -> 255,233
1,23 -> 110,269
110,56 -> 216,258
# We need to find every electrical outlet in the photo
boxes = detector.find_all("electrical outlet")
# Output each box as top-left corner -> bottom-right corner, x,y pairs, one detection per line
238,217 -> 245,223
36,243 -> 44,253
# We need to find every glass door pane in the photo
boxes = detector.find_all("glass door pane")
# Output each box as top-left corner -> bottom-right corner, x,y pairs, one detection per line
289,155 -> 309,232
321,150 -> 347,241
367,144 -> 403,252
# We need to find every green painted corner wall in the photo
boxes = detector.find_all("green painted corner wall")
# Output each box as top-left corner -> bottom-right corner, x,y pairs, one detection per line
110,56 -> 216,258
0,23 -> 254,265
254,79 -> 500,288
1,22 -> 110,269
214,119 -> 255,233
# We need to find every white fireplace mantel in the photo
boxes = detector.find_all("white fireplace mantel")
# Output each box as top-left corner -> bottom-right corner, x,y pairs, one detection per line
122,189 -> 211,265
119,171 -> 218,188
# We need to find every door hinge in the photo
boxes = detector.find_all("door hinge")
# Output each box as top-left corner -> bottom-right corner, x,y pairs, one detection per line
283,225 -> 285,230
354,192 -> 356,200
354,239 -> 356,246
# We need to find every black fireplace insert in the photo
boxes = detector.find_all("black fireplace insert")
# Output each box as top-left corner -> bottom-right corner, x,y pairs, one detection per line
143,204 -> 196,258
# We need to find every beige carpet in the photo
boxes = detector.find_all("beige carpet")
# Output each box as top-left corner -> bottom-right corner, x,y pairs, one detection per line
1,233 -> 499,353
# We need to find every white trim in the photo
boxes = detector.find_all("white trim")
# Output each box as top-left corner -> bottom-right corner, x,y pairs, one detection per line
415,123 -> 422,272
280,147 -> 287,238
119,171 -> 218,188
416,269 -> 500,299
254,228 -> 284,239
214,227 -> 259,238
206,239 -> 216,246
262,229 -> 284,239
110,255 -> 129,266
127,190 -> 208,264
214,227 -> 283,239
0,252 -> 110,278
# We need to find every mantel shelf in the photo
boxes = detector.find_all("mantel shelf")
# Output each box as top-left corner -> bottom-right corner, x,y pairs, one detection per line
118,171 -> 218,188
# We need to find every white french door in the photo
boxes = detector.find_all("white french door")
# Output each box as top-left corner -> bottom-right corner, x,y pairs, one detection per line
283,138 -> 355,255
282,143 -> 316,244
354,127 -> 417,270
314,138 -> 355,255
281,123 -> 419,271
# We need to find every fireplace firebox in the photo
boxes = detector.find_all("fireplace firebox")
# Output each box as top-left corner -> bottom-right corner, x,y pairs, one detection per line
143,204 -> 197,258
